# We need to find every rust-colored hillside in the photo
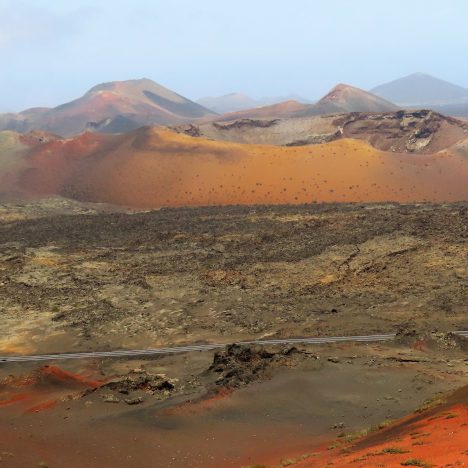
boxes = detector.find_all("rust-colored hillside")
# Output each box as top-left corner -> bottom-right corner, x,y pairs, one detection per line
296,385 -> 468,468
1,127 -> 467,208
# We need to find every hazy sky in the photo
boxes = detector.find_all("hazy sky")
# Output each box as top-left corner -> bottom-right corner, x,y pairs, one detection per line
1,0 -> 468,111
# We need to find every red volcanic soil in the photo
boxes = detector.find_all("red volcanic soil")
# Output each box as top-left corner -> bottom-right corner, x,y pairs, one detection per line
18,131 -> 127,197
0,365 -> 104,413
293,385 -> 468,467
1,365 -> 102,390
38,365 -> 104,388
2,127 -> 468,207
0,361 -> 465,468
0,393 -> 32,408
25,399 -> 58,414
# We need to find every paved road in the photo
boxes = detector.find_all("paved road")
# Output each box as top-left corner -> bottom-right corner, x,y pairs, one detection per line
0,331 -> 466,364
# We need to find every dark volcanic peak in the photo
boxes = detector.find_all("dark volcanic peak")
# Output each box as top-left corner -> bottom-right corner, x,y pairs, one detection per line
371,72 -> 468,107
320,83 -> 355,100
86,77 -> 158,93
0,78 -> 216,137
316,83 -> 398,112
293,83 -> 398,117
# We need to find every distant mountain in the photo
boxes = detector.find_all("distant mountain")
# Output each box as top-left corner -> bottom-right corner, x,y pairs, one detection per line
197,92 -> 313,114
213,84 -> 397,122
0,79 -> 216,136
197,93 -> 259,113
212,100 -> 310,122
371,73 -> 468,107
258,94 -> 313,106
433,102 -> 468,118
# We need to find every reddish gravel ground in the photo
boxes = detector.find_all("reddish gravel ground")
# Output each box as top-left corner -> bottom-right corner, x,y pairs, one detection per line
290,385 -> 468,468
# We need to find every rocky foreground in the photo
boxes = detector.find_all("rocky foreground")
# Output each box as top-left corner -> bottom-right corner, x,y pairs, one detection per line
0,201 -> 466,354
0,200 -> 466,467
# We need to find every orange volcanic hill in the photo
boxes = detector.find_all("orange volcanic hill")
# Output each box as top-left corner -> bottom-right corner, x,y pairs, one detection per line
0,79 -> 216,136
1,127 -> 467,208
294,385 -> 468,468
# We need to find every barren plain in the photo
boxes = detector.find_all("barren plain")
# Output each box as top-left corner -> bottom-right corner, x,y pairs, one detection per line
0,200 -> 466,467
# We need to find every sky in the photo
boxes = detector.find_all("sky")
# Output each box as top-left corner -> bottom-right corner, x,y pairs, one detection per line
1,0 -> 468,111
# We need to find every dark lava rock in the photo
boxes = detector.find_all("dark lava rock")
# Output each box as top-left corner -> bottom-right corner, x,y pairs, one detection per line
124,397 -> 145,405
208,344 -> 314,389
328,357 -> 340,363
102,370 -> 175,395
395,326 -> 468,351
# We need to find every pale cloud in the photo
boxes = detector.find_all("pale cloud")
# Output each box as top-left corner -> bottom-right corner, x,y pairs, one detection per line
0,1 -> 98,48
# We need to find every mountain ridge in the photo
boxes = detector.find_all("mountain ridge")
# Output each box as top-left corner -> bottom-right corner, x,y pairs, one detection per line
197,92 -> 312,113
0,78 -> 216,136
212,84 -> 398,122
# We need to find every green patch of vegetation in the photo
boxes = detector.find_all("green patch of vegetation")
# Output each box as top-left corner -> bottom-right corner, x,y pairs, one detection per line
366,451 -> 378,457
269,451 -> 317,468
340,419 -> 396,447
415,393 -> 447,413
342,428 -> 370,443
280,459 -> 296,467
444,412 -> 458,419
377,419 -> 394,430
412,441 -> 426,446
410,432 -> 431,440
400,458 -> 434,467
366,447 -> 410,457
382,447 -> 410,454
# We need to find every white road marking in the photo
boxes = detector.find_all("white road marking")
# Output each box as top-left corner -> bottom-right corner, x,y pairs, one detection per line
0,331 -> 465,364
